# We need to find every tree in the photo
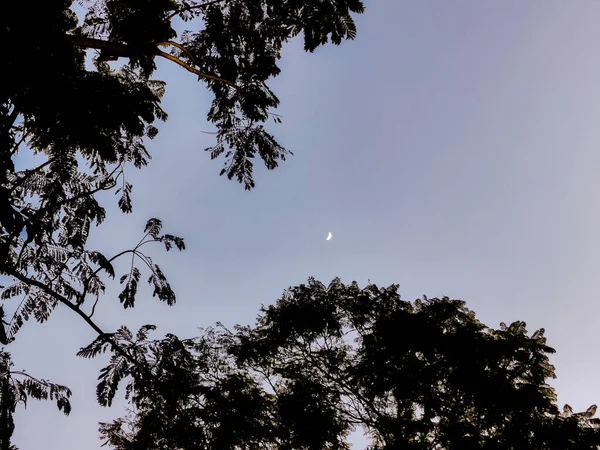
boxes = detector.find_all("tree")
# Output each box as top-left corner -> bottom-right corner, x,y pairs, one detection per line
1,0 -> 365,446
94,278 -> 600,449
0,350 -> 72,450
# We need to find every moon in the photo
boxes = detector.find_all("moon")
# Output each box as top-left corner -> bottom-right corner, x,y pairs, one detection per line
326,232 -> 332,241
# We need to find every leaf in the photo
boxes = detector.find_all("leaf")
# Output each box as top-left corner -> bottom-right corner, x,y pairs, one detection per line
162,234 -> 185,251
136,324 -> 157,341
147,264 -> 176,306
14,376 -> 72,416
88,250 -> 116,278
144,218 -> 162,239
119,268 -> 141,308
8,290 -> 58,338
585,404 -> 597,418
43,245 -> 69,263
146,125 -> 159,139
1,282 -> 28,300
118,183 -> 133,213
114,326 -> 134,342
97,354 -> 131,407
531,328 -> 545,340
78,334 -> 114,359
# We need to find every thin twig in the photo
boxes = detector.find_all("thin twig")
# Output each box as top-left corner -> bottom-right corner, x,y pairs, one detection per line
10,130 -> 30,155
89,294 -> 100,318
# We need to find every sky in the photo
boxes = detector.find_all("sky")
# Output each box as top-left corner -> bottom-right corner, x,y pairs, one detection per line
9,0 -> 600,447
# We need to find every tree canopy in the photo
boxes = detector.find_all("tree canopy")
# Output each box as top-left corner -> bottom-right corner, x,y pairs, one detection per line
2,2 -> 599,449
1,0 -> 365,447
90,278 -> 600,449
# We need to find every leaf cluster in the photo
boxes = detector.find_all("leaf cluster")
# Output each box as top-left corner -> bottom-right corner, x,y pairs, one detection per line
0,350 -> 72,449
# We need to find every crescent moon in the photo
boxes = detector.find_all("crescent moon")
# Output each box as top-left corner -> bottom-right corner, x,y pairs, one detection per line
326,232 -> 332,241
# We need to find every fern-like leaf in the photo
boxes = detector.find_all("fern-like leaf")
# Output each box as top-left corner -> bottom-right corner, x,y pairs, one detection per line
97,354 -> 131,407
136,324 -> 157,341
117,182 -> 133,213
119,267 -> 141,308
77,334 -> 114,359
161,234 -> 185,251
14,377 -> 72,415
8,291 -> 58,338
114,326 -> 134,342
88,250 -> 116,278
144,218 -> 162,239
147,264 -> 176,305
1,283 -> 28,300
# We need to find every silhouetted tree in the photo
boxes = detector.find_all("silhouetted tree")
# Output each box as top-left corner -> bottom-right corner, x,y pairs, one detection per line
94,278 -> 600,449
0,350 -> 71,450
1,1 -> 365,446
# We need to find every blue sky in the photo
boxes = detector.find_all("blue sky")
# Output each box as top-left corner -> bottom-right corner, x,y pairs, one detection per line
10,0 -> 600,447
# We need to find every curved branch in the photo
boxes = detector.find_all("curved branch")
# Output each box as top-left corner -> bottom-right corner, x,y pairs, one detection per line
66,35 -> 238,89
6,269 -> 136,366
155,49 -> 238,89
157,41 -> 198,66
80,249 -> 136,305
66,36 -> 144,59
89,294 -> 100,319
8,370 -> 56,388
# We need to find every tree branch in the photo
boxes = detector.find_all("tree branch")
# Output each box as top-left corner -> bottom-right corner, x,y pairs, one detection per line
66,36 -> 145,59
66,35 -> 238,89
155,47 -> 239,89
8,370 -> 57,389
10,129 -> 29,155
6,106 -> 19,129
79,249 -> 135,305
7,269 -> 136,366
9,158 -> 54,194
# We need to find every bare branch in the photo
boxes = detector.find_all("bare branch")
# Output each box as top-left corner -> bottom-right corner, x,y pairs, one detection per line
155,47 -> 239,89
66,35 -> 239,89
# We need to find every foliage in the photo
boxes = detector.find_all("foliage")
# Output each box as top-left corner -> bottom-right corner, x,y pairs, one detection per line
0,350 -> 71,450
94,278 -> 600,449
1,1 -> 365,446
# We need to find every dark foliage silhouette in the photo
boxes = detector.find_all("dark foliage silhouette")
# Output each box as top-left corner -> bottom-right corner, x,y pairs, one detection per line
0,0 -> 365,447
0,350 -> 71,450
95,278 -> 600,449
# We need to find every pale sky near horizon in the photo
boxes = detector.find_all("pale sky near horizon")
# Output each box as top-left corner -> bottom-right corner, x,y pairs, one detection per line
9,0 -> 600,448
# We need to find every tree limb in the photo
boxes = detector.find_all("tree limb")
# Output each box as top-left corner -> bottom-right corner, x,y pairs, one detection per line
155,47 -> 238,89
66,36 -> 145,59
66,35 -> 238,89
7,269 -> 136,366
9,158 -> 54,194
